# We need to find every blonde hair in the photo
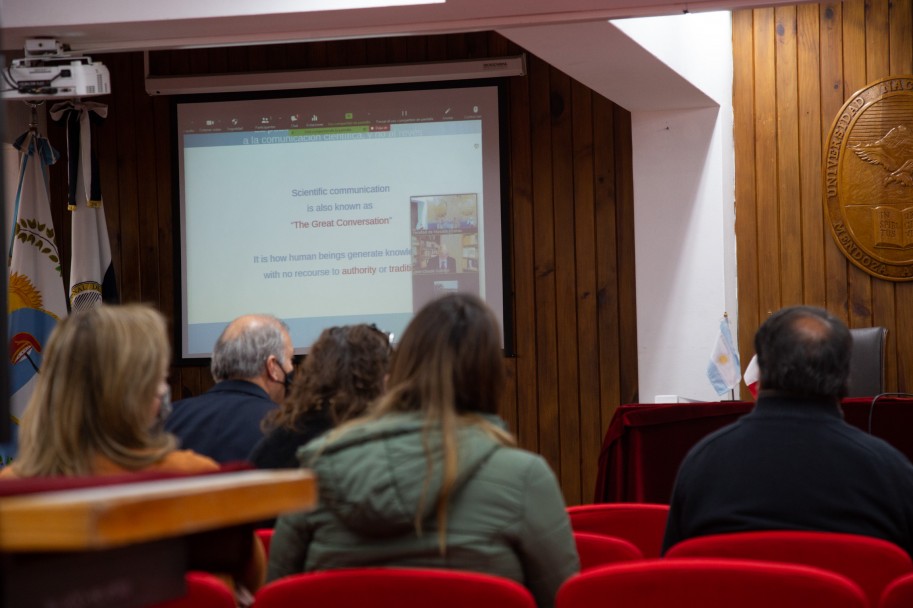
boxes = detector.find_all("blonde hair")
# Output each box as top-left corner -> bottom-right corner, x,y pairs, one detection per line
333,293 -> 513,552
13,303 -> 176,477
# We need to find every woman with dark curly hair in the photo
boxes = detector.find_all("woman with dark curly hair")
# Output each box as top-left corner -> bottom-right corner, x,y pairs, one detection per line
248,323 -> 391,469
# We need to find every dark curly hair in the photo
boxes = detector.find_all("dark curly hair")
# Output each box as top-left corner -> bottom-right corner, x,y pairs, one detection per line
264,324 -> 391,431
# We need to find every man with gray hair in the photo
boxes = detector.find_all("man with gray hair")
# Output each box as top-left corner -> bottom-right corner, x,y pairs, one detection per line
166,314 -> 294,463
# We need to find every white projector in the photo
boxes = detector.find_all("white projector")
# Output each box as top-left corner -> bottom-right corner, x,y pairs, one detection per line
3,55 -> 111,101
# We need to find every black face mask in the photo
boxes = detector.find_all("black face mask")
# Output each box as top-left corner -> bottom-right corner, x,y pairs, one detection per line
151,387 -> 172,433
282,367 -> 295,392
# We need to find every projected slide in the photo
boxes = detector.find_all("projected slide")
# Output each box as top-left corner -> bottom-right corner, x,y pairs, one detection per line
177,85 -> 504,357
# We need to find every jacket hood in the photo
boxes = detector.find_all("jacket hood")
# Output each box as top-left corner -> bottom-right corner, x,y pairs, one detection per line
297,413 -> 504,537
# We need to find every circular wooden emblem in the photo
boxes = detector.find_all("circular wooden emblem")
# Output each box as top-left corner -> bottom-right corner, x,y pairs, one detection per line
824,76 -> 913,281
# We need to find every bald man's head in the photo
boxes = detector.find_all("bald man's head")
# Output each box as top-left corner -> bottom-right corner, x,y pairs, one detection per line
211,314 -> 291,382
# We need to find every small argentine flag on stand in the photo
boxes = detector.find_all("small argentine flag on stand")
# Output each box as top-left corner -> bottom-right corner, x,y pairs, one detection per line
707,314 -> 741,397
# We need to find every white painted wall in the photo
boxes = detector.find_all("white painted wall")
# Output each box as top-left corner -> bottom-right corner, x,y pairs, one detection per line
612,12 -> 738,402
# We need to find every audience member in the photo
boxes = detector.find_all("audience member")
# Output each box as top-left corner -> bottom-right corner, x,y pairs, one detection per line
249,323 -> 391,469
0,304 -> 266,596
1,304 -> 218,478
662,305 -> 913,557
166,314 -> 294,463
267,294 -> 578,608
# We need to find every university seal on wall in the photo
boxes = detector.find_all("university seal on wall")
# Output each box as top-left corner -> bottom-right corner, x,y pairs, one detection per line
824,75 -> 913,281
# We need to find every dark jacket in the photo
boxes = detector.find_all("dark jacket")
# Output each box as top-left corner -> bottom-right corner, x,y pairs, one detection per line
165,380 -> 276,464
249,410 -> 334,470
663,391 -> 913,557
267,412 -> 579,608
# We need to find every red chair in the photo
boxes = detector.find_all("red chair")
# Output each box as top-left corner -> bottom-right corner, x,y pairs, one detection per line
256,528 -> 274,559
573,532 -> 643,571
880,571 -> 913,608
254,568 -> 536,608
147,571 -> 236,608
666,530 -> 913,607
566,503 -> 669,558
556,558 -> 868,608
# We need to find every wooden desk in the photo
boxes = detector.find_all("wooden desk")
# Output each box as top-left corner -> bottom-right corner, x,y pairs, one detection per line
0,469 -> 316,607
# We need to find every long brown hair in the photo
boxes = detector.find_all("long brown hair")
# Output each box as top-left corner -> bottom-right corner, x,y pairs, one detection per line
340,293 -> 513,551
264,323 -> 391,431
13,304 -> 176,477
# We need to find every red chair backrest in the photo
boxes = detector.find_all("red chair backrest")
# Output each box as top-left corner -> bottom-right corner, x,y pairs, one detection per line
573,532 -> 643,571
566,503 -> 669,558
556,558 -> 868,608
665,530 -> 913,607
880,571 -> 913,608
254,568 -> 537,608
147,571 -> 236,608
256,528 -> 274,559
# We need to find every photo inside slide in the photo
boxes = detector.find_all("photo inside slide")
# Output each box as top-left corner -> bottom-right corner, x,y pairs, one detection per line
177,85 -> 504,357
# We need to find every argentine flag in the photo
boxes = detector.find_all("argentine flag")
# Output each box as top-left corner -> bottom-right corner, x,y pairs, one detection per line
707,316 -> 741,396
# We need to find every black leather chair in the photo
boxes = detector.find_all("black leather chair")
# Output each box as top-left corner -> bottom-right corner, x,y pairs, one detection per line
847,327 -> 888,397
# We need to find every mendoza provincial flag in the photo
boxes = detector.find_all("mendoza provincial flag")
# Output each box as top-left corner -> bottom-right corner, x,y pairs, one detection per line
707,315 -> 741,396
50,101 -> 118,310
7,130 -> 67,436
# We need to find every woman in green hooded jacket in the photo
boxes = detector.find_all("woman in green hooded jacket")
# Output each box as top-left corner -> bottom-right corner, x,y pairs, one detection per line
268,293 -> 579,608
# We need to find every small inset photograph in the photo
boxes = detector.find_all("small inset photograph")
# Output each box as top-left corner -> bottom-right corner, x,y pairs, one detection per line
411,193 -> 478,232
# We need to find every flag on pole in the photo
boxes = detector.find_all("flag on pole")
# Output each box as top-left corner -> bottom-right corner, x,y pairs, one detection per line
744,354 -> 760,398
49,101 -> 118,310
5,129 -> 68,463
707,315 -> 741,396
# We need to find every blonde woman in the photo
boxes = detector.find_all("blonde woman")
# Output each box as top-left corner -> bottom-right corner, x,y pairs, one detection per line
268,294 -> 579,608
0,304 -> 265,597
1,304 -> 217,477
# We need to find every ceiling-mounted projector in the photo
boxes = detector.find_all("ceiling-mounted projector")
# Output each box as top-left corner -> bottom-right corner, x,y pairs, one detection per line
2,39 -> 111,101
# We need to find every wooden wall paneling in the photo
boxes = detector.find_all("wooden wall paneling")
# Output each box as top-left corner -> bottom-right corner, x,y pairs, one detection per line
548,67 -> 582,504
733,9 -> 761,384
506,67 -> 538,453
864,0 -> 899,389
891,0 -> 913,392
528,55 -> 561,475
613,105 -> 637,405
130,53 -> 163,307
570,79 -> 602,505
753,8 -> 782,319
866,0 -> 891,77
796,4 -> 826,307
501,357 -> 518,437
774,6 -> 804,307
592,94 -> 622,427
179,367 -> 201,400
110,54 -> 142,304
819,3 -> 849,318
842,0 -> 874,328
889,0 -> 913,73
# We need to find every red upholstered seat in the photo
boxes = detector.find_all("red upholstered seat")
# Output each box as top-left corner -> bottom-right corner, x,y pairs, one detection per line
255,568 -> 536,608
256,528 -> 274,559
147,571 -> 236,608
556,558 -> 868,608
665,530 -> 913,607
566,503 -> 669,558
880,571 -> 913,608
573,532 -> 643,571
